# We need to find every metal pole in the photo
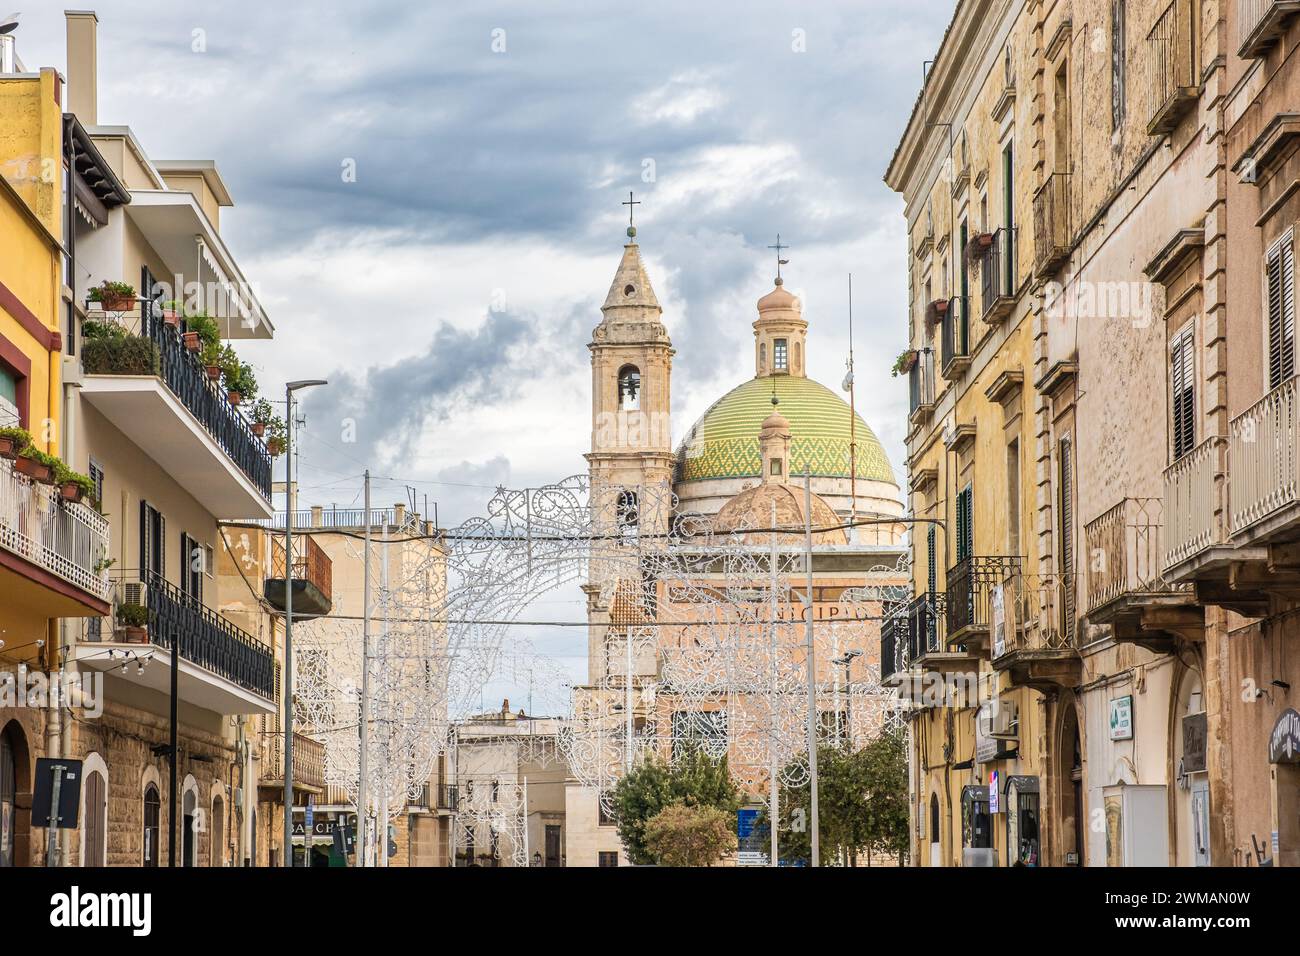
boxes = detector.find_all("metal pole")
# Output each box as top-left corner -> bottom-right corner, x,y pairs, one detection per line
44,764 -> 63,866
378,525 -> 390,868
522,776 -> 530,866
169,604 -> 178,866
283,386 -> 295,867
803,466 -> 820,866
769,501 -> 779,867
358,470 -> 371,866
625,629 -> 634,771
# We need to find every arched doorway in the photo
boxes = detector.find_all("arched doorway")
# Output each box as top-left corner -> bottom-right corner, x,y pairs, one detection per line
1059,701 -> 1083,866
182,786 -> 197,867
1172,667 -> 1209,865
83,769 -> 107,866
0,721 -> 31,867
928,791 -> 941,867
143,784 -> 160,867
211,795 -> 225,867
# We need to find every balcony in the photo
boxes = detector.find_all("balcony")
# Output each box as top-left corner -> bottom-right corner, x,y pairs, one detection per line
259,731 -> 326,793
940,296 -> 971,380
979,227 -> 1016,324
908,349 -> 936,425
415,783 -> 461,812
0,457 -> 112,616
1146,0 -> 1200,136
908,591 -> 977,674
80,308 -> 272,518
1239,0 -> 1300,57
990,572 -> 1082,692
1084,498 -> 1198,652
1033,173 -> 1071,278
265,534 -> 333,619
946,555 -> 1022,655
69,573 -> 278,715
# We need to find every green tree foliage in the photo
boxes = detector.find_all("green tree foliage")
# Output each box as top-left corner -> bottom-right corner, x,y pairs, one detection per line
643,802 -> 737,867
761,730 -> 910,866
610,748 -> 741,865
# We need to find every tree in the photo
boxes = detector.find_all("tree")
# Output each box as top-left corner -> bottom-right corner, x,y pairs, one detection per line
610,747 -> 741,865
643,802 -> 736,867
761,730 -> 910,866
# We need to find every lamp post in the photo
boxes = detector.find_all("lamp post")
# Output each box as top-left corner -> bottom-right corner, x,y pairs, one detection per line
831,649 -> 862,746
283,378 -> 327,866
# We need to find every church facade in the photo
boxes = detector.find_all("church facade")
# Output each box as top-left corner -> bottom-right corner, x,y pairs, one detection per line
564,229 -> 908,866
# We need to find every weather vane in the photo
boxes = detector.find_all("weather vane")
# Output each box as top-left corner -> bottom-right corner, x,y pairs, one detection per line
623,190 -> 641,239
768,233 -> 790,283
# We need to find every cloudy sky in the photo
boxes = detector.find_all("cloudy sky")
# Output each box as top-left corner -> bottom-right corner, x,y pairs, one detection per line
21,1 -> 950,712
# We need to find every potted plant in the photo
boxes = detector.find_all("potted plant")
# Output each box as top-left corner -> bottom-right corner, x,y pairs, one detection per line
891,349 -> 918,378
185,312 -> 220,356
14,445 -> 57,483
53,461 -> 95,504
116,602 -> 149,643
159,299 -> 184,327
265,416 -> 287,457
87,280 -> 137,313
248,398 -> 273,437
964,232 -> 995,264
0,426 -> 31,460
219,346 -> 254,404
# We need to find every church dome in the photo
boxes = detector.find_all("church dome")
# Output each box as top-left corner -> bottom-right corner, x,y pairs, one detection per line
712,482 -> 847,545
676,376 -> 896,485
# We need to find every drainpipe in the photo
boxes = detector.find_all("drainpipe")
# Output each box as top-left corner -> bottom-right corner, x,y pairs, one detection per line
45,619 -> 60,865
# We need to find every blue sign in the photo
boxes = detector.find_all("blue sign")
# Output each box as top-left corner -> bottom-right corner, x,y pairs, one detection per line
737,808 -> 758,839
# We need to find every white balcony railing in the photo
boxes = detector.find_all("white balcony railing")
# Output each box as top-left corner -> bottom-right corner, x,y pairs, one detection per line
1085,498 -> 1184,613
1163,437 -> 1222,570
0,458 -> 111,601
1229,375 -> 1300,536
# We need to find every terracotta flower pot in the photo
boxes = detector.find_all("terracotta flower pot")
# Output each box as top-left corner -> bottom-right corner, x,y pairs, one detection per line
60,481 -> 86,504
120,625 -> 149,645
206,365 -> 222,381
183,332 -> 201,352
252,421 -> 266,437
162,309 -> 181,327
0,436 -> 20,460
228,390 -> 243,406
267,437 -> 285,457
14,455 -> 53,483
102,294 -> 134,313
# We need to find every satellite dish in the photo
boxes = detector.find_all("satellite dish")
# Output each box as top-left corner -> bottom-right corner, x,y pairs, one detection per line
0,13 -> 19,36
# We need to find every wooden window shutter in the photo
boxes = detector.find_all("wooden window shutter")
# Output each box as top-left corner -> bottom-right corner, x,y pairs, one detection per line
1170,326 -> 1196,460
927,526 -> 937,594
1268,233 -> 1296,390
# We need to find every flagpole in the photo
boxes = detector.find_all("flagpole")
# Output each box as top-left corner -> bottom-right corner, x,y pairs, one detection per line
847,274 -> 857,540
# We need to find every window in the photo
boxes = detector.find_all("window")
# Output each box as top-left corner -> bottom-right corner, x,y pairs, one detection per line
1170,325 -> 1196,460
671,710 -> 727,760
617,365 -> 641,411
598,797 -> 616,827
211,795 -> 225,868
1054,65 -> 1069,174
617,491 -> 639,541
1006,440 -> 1021,555
1059,435 -> 1076,627
205,544 -> 215,579
0,724 -> 17,867
139,501 -> 165,581
1267,232 -> 1296,391
759,342 -> 767,373
1002,144 -> 1015,292
955,485 -> 974,562
0,367 -> 18,429
929,792 -> 940,846
491,780 -> 499,803
773,339 -> 788,371
598,851 -> 619,867
88,458 -> 104,507
83,769 -> 106,866
1111,1 -> 1126,130
143,784 -> 160,867
926,526 -> 937,594
180,533 -> 203,602
770,457 -> 782,477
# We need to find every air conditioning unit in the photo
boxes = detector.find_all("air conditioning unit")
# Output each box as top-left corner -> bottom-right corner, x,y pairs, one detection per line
978,699 -> 1019,739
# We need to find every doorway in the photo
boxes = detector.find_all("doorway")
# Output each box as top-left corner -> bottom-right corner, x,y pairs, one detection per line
545,824 -> 561,867
1060,702 -> 1083,865
0,722 -> 26,867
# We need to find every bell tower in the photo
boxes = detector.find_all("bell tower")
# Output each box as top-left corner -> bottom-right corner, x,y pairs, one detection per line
586,218 -> 675,504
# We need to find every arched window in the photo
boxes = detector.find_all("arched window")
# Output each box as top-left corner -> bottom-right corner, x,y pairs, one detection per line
143,784 -> 160,867
617,366 -> 641,411
929,792 -> 940,845
759,343 -> 767,373
182,784 -> 197,867
773,339 -> 788,371
617,491 -> 639,541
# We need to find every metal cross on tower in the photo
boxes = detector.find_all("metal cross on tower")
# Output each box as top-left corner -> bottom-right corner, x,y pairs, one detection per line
768,234 -> 790,281
623,191 -> 641,238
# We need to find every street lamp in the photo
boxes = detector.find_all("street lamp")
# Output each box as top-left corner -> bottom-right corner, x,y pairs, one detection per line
831,649 -> 862,746
283,378 -> 327,867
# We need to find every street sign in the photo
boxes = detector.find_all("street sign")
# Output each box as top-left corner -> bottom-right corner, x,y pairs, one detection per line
32,759 -> 81,829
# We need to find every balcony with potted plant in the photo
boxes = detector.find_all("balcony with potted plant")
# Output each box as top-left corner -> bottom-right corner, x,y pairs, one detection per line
78,303 -> 273,519
0,427 -> 112,616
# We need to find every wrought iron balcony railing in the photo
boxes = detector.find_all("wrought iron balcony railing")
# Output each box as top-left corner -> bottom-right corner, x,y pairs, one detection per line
110,572 -> 278,701
0,457 -> 111,603
260,731 -> 326,791
992,572 -> 1080,658
1229,374 -> 1300,538
1145,0 -> 1199,135
908,349 -> 935,421
940,297 -> 971,379
1162,436 -> 1222,572
908,591 -> 949,658
980,226 -> 1016,323
270,533 -> 333,607
946,555 -> 1023,637
1033,173 -> 1071,278
880,606 -> 903,683
83,306 -> 272,499
1084,497 -> 1187,613
1239,0 -> 1300,57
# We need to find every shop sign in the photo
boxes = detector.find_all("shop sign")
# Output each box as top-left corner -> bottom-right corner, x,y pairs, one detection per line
1183,712 -> 1208,773
1268,709 -> 1300,764
1108,696 -> 1133,741
988,770 -> 1000,814
991,584 -> 1006,658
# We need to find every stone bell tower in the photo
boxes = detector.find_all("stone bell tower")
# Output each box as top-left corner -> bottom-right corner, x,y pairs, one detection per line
585,222 -> 675,512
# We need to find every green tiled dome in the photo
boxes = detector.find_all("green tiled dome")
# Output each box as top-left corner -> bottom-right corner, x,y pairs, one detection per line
676,376 -> 896,484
